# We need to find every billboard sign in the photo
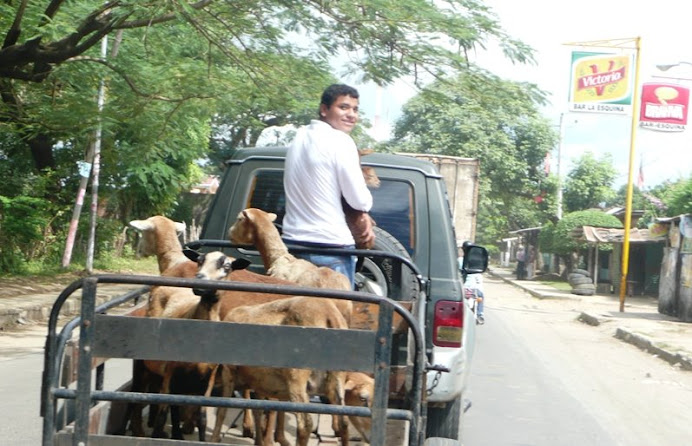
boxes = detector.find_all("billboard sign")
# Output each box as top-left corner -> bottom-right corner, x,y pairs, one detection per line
639,82 -> 689,132
568,51 -> 634,114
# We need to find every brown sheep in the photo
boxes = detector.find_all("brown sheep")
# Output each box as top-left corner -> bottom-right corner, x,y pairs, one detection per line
129,216 -> 197,277
211,296 -> 350,446
227,207 -> 353,322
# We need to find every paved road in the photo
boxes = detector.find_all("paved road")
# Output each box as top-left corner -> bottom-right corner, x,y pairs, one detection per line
463,275 -> 692,446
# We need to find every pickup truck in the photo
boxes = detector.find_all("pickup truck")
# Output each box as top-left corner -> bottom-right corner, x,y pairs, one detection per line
39,146 -> 488,446
199,147 -> 487,441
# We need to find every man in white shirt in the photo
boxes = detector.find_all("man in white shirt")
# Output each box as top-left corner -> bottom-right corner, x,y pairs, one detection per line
282,84 -> 375,286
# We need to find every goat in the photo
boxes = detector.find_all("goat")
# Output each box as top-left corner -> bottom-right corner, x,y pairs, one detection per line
211,296 -> 350,446
227,207 -> 353,321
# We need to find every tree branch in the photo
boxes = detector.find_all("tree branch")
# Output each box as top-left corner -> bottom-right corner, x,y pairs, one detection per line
116,0 -> 214,29
65,56 -> 213,102
2,0 -> 28,49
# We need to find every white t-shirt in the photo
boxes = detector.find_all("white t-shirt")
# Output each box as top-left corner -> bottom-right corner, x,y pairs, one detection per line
464,273 -> 483,291
282,120 -> 373,245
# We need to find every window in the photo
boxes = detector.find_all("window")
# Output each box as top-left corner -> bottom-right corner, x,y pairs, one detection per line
246,170 -> 415,255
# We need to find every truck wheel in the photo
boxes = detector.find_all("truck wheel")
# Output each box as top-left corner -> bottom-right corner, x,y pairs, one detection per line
355,226 -> 420,301
425,396 -> 463,440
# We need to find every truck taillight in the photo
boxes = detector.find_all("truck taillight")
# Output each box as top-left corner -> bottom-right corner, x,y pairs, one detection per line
432,300 -> 464,348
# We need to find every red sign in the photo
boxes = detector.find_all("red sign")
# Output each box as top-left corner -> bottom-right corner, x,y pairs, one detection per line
639,83 -> 689,132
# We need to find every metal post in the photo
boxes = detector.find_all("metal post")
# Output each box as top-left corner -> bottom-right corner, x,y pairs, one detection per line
618,37 -> 642,312
85,36 -> 108,273
556,112 -> 565,220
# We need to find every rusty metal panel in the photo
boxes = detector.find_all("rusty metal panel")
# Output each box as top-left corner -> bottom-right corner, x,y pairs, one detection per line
658,247 -> 678,316
93,315 -> 376,372
679,255 -> 692,322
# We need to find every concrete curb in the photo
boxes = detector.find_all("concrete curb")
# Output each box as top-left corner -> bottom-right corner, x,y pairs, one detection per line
488,269 -> 577,301
0,295 -> 112,331
614,327 -> 692,372
577,311 -> 601,326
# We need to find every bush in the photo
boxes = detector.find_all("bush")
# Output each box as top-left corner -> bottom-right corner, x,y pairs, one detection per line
540,210 -> 622,256
0,195 -> 53,273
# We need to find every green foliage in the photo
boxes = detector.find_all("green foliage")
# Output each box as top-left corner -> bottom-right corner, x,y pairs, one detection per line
1,0 -> 538,268
613,184 -> 668,228
562,152 -> 617,212
539,210 -> 622,256
389,73 -> 557,245
663,176 -> 692,216
0,195 -> 53,273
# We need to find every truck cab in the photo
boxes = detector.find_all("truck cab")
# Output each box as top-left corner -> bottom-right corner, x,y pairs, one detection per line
200,147 -> 488,441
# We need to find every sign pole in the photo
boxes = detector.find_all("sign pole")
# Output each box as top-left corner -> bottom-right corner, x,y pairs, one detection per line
618,36 -> 642,312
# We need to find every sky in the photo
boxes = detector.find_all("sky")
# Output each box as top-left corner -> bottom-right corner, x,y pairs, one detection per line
352,0 -> 692,189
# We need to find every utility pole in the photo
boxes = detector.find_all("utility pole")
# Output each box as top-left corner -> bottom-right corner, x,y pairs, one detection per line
556,113 -> 565,220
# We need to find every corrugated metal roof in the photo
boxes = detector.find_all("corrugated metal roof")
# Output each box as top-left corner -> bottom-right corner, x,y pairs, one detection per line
571,225 -> 665,243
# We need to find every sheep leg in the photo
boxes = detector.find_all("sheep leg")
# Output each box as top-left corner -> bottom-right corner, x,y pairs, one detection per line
242,389 -> 255,438
326,372 -> 348,446
253,408 -> 276,446
124,359 -> 153,436
211,366 -> 234,442
274,411 -> 290,446
289,383 -> 313,446
197,406 -> 207,442
152,365 -> 173,438
170,405 -> 183,440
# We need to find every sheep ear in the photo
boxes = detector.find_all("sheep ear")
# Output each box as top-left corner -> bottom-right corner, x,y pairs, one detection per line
174,221 -> 186,234
183,248 -> 201,262
231,258 -> 251,271
344,378 -> 356,392
129,219 -> 154,231
267,212 -> 277,222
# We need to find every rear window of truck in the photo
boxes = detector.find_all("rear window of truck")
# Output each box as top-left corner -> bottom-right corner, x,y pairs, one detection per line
247,169 -> 415,255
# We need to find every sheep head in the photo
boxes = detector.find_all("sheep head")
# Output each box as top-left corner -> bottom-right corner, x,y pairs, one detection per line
227,208 -> 278,246
183,249 -> 251,297
344,372 -> 374,443
129,216 -> 186,258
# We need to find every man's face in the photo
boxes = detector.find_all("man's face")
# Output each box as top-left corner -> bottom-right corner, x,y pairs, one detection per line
320,94 -> 359,133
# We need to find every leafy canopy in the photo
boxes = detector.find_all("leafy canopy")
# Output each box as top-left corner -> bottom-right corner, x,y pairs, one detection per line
387,73 -> 557,244
539,210 -> 623,256
562,151 -> 617,213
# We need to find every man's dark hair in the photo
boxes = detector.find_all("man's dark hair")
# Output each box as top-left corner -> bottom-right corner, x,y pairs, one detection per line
320,84 -> 359,109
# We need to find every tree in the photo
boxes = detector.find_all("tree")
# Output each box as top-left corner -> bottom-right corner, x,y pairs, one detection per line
1,0 -> 534,171
539,210 -> 622,272
562,152 -> 617,213
663,176 -> 692,216
387,73 -> 557,245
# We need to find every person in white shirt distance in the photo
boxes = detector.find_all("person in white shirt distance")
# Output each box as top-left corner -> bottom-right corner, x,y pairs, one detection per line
282,84 -> 375,287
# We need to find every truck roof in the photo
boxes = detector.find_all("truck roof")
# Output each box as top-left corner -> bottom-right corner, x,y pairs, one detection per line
226,146 -> 444,178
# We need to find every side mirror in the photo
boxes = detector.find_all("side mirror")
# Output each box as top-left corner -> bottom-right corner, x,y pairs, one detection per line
462,244 -> 488,274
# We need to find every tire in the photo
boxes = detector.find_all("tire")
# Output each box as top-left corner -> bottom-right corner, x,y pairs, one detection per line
426,396 -> 464,440
568,276 -> 593,286
567,273 -> 586,282
354,226 -> 420,301
571,286 -> 595,296
573,283 -> 595,291
572,268 -> 591,277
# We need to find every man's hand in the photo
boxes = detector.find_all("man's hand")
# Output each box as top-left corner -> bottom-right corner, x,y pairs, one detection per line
354,213 -> 376,249
342,198 -> 376,249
